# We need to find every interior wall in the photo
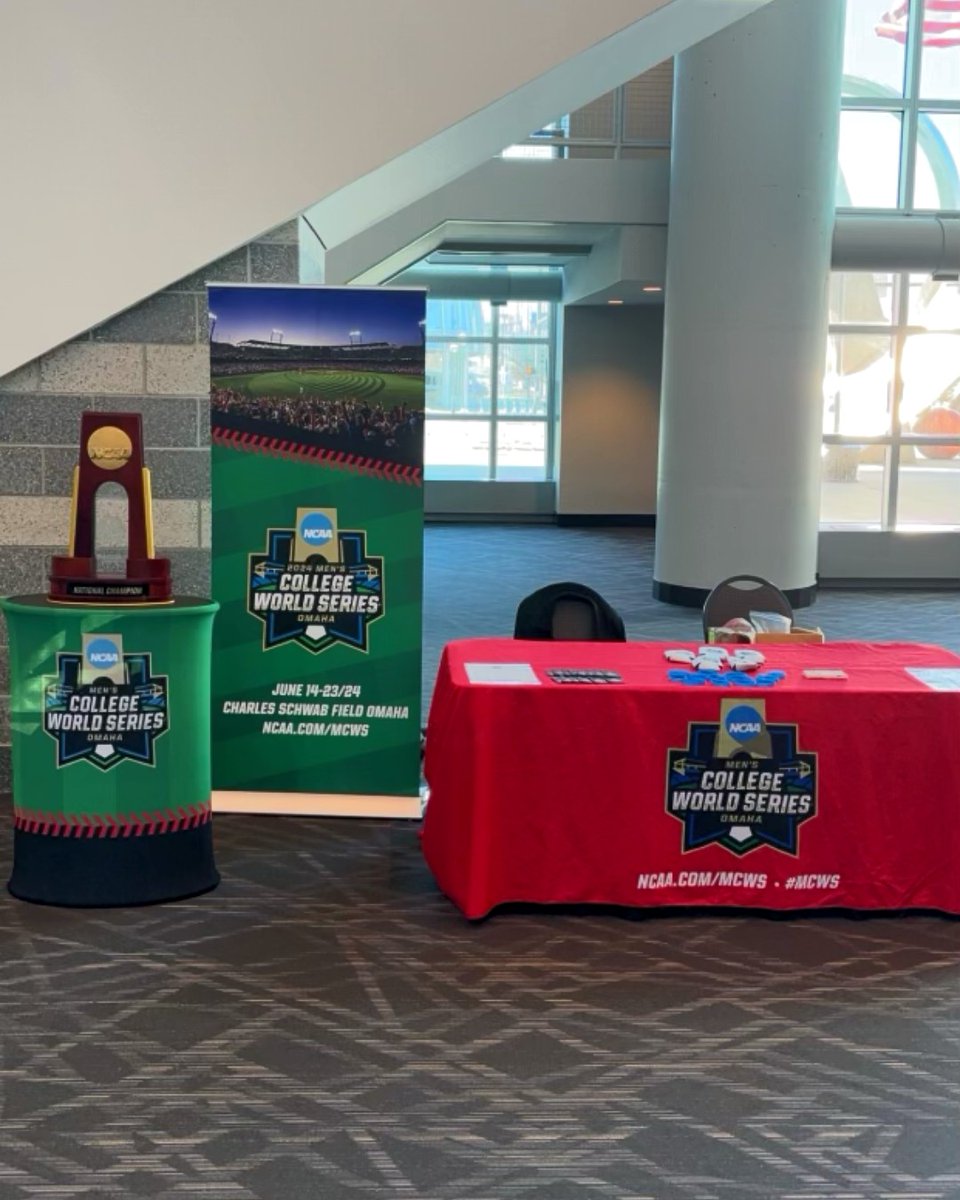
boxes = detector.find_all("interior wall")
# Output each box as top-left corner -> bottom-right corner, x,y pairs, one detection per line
425,481 -> 556,519
1,0 -> 708,377
327,158 -> 670,286
558,305 -> 664,516
0,224 -> 300,794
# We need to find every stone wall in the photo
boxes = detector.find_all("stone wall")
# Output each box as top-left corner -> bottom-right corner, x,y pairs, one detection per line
0,223 -> 300,792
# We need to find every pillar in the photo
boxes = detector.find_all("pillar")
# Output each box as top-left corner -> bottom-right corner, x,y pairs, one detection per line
653,0 -> 845,607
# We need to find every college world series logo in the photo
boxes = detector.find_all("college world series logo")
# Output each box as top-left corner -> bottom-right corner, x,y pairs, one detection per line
665,698 -> 817,856
247,506 -> 385,653
43,633 -> 169,770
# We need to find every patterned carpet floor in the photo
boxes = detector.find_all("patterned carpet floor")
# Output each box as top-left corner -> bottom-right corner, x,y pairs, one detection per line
1,524 -> 959,1199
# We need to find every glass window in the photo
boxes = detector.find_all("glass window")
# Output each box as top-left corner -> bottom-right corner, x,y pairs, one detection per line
829,6 -> 960,530
839,0 -> 960,215
824,334 -> 894,436
498,67 -> 672,159
824,275 -> 960,530
621,61 -> 674,141
900,331 -> 960,428
425,421 -> 491,481
897,455 -> 960,527
842,0 -> 908,96
829,272 -> 897,324
424,299 -> 556,482
425,343 -> 492,415
496,423 -> 548,481
820,449 -> 885,527
497,344 -> 549,416
567,91 -> 616,140
919,27 -> 960,101
425,299 -> 492,338
837,111 -> 903,207
536,118 -> 570,137
913,111 -> 960,209
907,276 -> 960,329
497,301 -> 551,338
501,143 -> 559,160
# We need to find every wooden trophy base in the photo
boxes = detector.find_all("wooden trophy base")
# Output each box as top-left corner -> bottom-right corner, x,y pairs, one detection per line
49,556 -> 172,604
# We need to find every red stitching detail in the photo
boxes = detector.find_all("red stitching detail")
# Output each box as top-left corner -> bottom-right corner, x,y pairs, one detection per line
15,805 -> 212,838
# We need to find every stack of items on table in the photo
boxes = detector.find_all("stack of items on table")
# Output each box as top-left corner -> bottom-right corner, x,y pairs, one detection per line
708,612 -> 824,645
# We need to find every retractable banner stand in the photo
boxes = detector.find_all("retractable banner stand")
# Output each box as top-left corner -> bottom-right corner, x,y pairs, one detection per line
208,285 -> 425,816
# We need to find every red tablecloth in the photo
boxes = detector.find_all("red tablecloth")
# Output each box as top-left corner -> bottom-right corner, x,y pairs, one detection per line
422,639 -> 960,919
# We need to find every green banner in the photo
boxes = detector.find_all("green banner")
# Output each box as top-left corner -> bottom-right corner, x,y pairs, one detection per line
208,285 -> 425,797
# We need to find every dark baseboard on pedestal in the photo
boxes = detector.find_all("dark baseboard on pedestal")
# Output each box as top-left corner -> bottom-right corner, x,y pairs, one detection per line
653,579 -> 819,610
556,514 -> 656,528
9,822 -> 219,908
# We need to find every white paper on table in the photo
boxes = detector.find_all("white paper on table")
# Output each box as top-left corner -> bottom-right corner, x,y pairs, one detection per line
465,662 -> 541,686
905,667 -> 960,692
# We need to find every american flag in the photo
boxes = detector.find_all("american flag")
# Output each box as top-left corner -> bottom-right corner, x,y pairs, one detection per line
877,0 -> 960,47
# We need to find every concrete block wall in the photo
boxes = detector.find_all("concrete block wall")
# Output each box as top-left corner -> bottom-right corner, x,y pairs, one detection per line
0,223 -> 299,792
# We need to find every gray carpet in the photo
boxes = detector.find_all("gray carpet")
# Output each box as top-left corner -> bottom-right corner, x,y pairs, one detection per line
1,524 -> 959,1199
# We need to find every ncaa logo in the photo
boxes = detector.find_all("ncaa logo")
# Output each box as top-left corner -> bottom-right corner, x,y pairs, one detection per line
86,637 -> 120,669
725,703 -> 764,744
299,512 -> 334,547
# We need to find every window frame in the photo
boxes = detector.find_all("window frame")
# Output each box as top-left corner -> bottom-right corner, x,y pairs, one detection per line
824,272 -> 960,530
838,0 -> 960,213
501,65 -> 674,160
827,0 -> 960,529
424,301 -> 558,483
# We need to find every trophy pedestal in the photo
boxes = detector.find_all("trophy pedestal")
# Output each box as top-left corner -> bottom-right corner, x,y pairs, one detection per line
49,555 -> 172,603
0,595 -> 219,907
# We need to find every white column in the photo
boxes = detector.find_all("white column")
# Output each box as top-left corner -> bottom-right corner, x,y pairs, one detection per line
653,0 -> 845,606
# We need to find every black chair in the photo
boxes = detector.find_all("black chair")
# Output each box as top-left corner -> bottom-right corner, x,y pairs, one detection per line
702,574 -> 793,639
514,582 -> 626,642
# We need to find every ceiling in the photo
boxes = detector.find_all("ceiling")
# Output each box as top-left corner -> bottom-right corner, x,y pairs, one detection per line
387,220 -> 666,305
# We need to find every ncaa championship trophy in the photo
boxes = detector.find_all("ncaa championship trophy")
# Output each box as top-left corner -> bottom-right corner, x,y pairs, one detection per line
49,412 -> 171,602
0,413 -> 219,906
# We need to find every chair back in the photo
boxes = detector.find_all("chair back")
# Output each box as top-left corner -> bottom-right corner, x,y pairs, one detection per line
702,575 -> 793,639
514,582 -> 626,642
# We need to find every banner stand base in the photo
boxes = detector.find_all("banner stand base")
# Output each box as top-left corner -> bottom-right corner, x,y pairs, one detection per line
212,791 -> 422,820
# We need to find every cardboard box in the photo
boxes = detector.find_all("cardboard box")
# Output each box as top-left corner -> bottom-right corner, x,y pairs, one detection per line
754,627 -> 825,645
707,627 -> 755,644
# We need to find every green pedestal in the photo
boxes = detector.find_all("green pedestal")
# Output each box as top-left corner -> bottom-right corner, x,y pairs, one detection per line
0,595 -> 219,906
